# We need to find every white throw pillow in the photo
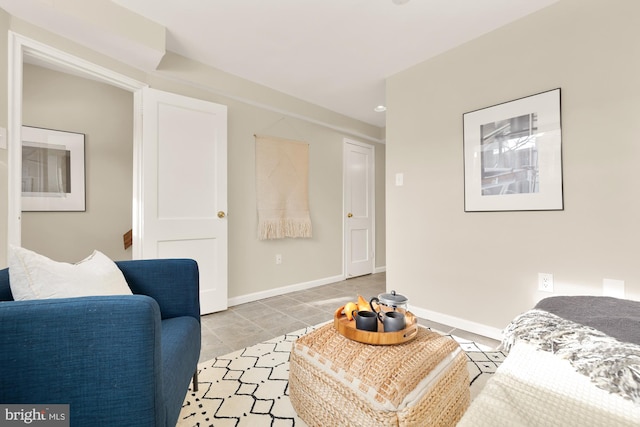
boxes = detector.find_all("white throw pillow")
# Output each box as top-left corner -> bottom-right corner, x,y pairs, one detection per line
8,245 -> 132,301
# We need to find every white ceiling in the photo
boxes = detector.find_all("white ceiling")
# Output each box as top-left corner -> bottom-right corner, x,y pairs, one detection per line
3,0 -> 559,127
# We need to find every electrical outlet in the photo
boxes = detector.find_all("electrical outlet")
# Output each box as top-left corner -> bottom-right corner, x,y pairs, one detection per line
538,273 -> 553,292
275,254 -> 282,265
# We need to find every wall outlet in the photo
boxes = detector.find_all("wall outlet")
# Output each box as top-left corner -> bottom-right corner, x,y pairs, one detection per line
538,273 -> 553,292
275,254 -> 282,265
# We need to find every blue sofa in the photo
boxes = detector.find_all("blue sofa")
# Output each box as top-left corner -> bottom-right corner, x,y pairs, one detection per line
0,258 -> 201,427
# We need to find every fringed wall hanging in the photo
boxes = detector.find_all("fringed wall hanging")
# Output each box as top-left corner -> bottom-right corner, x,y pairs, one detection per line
255,134 -> 312,240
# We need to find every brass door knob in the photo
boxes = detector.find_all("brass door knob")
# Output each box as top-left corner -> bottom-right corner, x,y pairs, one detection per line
347,213 -> 353,218
217,211 -> 226,218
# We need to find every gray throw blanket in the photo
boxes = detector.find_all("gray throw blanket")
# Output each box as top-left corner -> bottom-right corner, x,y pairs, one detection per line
535,296 -> 640,345
504,307 -> 640,403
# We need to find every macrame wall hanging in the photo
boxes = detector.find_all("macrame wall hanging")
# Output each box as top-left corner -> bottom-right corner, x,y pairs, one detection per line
255,134 -> 312,240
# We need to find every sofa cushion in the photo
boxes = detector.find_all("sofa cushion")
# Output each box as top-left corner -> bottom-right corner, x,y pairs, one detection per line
8,245 -> 132,300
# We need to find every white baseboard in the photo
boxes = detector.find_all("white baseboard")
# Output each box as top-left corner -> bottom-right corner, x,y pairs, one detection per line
409,306 -> 504,341
228,268 -> 387,307
228,274 -> 345,307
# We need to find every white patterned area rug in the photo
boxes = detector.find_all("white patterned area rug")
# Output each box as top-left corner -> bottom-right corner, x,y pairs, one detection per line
177,324 -> 506,427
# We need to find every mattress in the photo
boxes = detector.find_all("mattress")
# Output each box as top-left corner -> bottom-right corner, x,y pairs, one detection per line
458,296 -> 640,426
458,341 -> 640,427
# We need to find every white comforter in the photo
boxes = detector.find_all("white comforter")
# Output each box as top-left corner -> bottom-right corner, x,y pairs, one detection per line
457,342 -> 640,427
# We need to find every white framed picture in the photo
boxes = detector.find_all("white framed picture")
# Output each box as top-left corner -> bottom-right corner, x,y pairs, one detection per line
21,126 -> 86,212
463,88 -> 563,212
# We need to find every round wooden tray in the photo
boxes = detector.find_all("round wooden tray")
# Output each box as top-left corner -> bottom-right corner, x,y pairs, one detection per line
333,306 -> 418,345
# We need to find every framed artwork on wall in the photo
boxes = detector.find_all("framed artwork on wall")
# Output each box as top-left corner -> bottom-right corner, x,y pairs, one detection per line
463,88 -> 563,212
21,126 -> 86,212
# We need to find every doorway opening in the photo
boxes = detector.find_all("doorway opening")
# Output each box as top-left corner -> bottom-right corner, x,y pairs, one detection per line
7,32 -> 146,256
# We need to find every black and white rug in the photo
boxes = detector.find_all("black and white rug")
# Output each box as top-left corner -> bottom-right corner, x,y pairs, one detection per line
177,324 -> 506,427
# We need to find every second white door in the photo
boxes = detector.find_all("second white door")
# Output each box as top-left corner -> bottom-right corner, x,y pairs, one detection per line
344,139 -> 375,278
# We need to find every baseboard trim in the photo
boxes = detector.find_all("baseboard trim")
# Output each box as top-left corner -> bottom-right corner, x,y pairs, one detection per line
409,306 -> 504,341
228,268 -> 387,307
228,274 -> 346,307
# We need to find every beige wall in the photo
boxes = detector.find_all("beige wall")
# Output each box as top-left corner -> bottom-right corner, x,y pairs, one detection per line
148,70 -> 386,299
386,0 -> 640,336
0,10 -> 10,266
0,13 -> 386,302
375,141 -> 386,271
21,63 -> 133,262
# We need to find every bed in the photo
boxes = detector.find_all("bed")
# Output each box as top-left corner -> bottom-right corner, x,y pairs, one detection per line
457,296 -> 640,427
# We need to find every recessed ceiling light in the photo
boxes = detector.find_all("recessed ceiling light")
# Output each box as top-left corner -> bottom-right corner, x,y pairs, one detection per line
374,105 -> 387,112
392,0 -> 410,5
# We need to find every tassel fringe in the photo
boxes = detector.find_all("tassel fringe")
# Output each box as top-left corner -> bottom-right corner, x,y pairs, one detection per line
259,219 -> 312,240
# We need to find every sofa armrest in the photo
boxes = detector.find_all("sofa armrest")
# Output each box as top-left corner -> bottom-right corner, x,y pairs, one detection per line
116,258 -> 200,322
0,295 -> 164,427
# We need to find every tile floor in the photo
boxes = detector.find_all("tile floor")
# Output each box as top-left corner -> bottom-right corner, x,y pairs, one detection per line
199,272 -> 501,362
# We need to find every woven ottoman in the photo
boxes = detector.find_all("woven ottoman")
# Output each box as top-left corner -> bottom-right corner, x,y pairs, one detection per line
289,323 -> 469,427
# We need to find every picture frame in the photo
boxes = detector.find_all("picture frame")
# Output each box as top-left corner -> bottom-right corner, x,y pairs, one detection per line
21,126 -> 86,212
463,88 -> 563,212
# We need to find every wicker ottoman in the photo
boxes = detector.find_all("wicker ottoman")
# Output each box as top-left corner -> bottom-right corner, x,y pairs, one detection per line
289,323 -> 469,427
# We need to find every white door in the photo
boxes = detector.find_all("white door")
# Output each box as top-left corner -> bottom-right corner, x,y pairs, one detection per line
344,139 -> 375,278
140,87 -> 227,314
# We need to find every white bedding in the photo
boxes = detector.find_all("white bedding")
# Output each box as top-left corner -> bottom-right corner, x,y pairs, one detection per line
457,342 -> 640,427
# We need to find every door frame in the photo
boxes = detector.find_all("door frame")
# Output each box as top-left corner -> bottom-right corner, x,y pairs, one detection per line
7,32 -> 147,256
343,137 -> 375,278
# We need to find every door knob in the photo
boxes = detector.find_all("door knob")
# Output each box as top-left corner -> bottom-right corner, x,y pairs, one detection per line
347,213 -> 353,218
217,211 -> 226,218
